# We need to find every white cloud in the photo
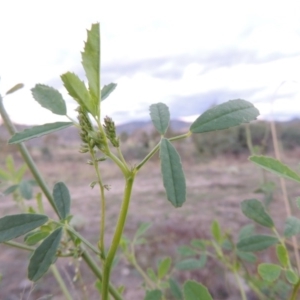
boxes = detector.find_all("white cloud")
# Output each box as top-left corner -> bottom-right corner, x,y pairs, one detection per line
0,0 -> 300,125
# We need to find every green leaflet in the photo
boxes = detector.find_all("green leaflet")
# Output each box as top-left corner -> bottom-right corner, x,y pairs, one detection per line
160,138 -> 186,207
190,99 -> 259,133
101,83 -> 117,101
53,182 -> 71,220
175,256 -> 207,270
241,199 -> 274,228
135,222 -> 152,239
258,263 -> 282,283
3,185 -> 19,196
6,83 -> 24,95
183,281 -> 213,300
276,244 -> 289,268
144,289 -> 162,300
211,220 -> 222,243
238,224 -> 255,241
61,72 -> 94,115
149,103 -> 170,135
0,214 -> 48,243
8,122 -> 73,144
284,216 -> 300,238
250,156 -> 300,183
285,270 -> 299,285
169,278 -> 183,300
19,180 -> 33,200
237,235 -> 278,252
237,251 -> 257,263
158,257 -> 171,279
28,227 -> 63,282
24,231 -> 50,246
81,23 -> 100,115
31,84 -> 67,115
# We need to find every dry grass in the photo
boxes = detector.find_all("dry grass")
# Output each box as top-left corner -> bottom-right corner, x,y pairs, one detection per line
1,146 -> 300,299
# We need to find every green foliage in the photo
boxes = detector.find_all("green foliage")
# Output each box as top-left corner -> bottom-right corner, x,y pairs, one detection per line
81,23 -> 100,115
183,280 -> 213,300
258,263 -> 282,283
61,72 -> 94,115
101,83 -> 117,101
237,235 -> 278,252
8,122 -> 73,144
276,245 -> 289,268
5,83 -> 24,95
24,230 -> 50,246
160,138 -> 186,207
240,199 -> 274,228
144,290 -> 162,300
157,257 -> 171,279
0,214 -> 48,242
169,278 -> 183,300
28,227 -> 63,281
190,99 -> 259,133
284,216 -> 300,238
149,103 -> 170,135
250,156 -> 300,183
52,182 -> 71,220
31,84 -> 67,115
175,257 -> 207,270
285,270 -> 298,285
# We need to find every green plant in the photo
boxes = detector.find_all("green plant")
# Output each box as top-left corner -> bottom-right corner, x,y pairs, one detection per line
0,23 -> 260,299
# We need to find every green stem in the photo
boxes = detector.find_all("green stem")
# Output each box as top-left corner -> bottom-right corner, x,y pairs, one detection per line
0,97 -> 59,216
290,279 -> 300,300
130,241 -> 155,289
81,249 -> 123,300
245,124 -> 255,155
136,132 -> 191,171
169,131 -> 191,142
66,226 -> 101,256
102,174 -> 136,299
50,264 -> 73,300
90,147 -> 106,258
3,241 -> 35,251
233,270 -> 247,300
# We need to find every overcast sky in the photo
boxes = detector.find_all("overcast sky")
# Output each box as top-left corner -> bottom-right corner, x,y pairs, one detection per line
0,0 -> 300,126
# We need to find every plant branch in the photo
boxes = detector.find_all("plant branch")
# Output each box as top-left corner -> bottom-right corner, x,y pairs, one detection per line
102,174 -> 136,299
50,265 -> 73,300
136,132 -> 191,171
66,226 -> 101,256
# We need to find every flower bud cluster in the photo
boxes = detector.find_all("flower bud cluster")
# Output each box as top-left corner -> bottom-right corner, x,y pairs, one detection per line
103,116 -> 119,147
77,106 -> 105,152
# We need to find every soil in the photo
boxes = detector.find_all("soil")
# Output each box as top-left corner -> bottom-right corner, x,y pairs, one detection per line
1,149 -> 300,300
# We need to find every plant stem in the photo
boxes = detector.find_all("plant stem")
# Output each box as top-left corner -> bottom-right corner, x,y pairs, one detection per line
130,242 -> 155,289
90,147 -> 106,258
136,132 -> 191,171
102,174 -> 136,299
0,96 -> 59,216
50,264 -> 73,300
270,116 -> 300,272
81,249 -> 123,300
290,279 -> 300,300
233,270 -> 247,300
3,241 -> 35,251
66,226 -> 101,256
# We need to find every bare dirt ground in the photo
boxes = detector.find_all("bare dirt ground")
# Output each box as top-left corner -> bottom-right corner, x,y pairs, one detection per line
1,148 -> 300,300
